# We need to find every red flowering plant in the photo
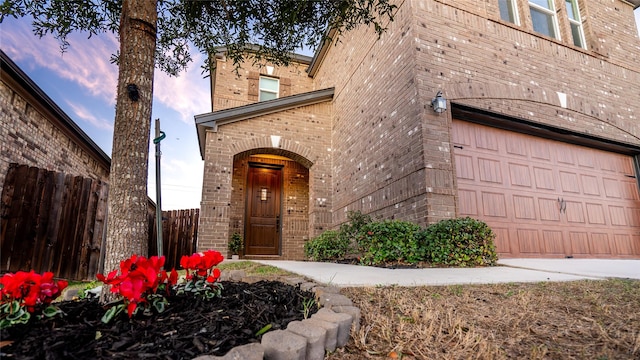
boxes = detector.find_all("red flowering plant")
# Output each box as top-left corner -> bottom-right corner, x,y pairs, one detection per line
178,250 -> 224,299
0,271 -> 68,329
97,255 -> 178,323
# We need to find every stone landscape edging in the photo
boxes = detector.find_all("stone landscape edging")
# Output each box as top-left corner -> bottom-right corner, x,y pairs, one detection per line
193,271 -> 360,360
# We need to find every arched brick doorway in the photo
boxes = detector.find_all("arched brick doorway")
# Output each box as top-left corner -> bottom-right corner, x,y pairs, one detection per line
229,150 -> 311,259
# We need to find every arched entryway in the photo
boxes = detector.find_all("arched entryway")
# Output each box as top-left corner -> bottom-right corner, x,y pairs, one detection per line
229,149 -> 311,259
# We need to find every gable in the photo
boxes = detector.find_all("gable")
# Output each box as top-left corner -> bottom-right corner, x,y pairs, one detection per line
194,87 -> 334,159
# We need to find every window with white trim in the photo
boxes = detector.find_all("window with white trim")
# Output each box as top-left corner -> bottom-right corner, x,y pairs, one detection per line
565,0 -> 586,48
259,76 -> 279,101
528,0 -> 559,39
499,0 -> 520,24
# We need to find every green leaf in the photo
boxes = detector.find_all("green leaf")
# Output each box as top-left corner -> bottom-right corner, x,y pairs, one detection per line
101,304 -> 124,324
255,323 -> 272,336
42,305 -> 63,318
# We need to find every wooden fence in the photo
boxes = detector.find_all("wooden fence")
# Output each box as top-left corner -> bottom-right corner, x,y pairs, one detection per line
0,164 -> 199,280
149,208 -> 199,271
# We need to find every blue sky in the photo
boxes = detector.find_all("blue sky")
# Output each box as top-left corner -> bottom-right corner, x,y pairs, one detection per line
2,10 -> 640,210
2,16 -> 211,210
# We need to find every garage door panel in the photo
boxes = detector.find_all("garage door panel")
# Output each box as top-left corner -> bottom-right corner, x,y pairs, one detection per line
560,171 -> 581,193
513,195 -> 537,220
556,144 -> 575,165
613,235 -> 636,256
542,230 -> 566,255
630,209 -> 640,227
609,206 -> 627,226
493,227 -> 511,256
585,203 -> 606,225
576,150 -> 596,169
458,189 -> 478,216
517,229 -> 542,255
475,130 -> 499,151
590,233 -> 612,255
539,198 -> 561,221
478,158 -> 503,183
455,154 -> 474,180
581,174 -> 600,196
481,192 -> 508,218
565,201 -> 585,223
453,120 -> 640,258
533,167 -> 556,190
530,142 -> 551,161
569,232 -> 590,255
508,163 -> 532,187
506,137 -> 528,157
622,181 -> 640,200
603,178 -> 621,199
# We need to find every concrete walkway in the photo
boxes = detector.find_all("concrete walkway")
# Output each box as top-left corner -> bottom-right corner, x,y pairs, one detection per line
253,258 -> 640,287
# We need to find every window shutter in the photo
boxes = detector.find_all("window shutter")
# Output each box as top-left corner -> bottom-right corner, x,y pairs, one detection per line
248,71 -> 259,101
280,77 -> 291,98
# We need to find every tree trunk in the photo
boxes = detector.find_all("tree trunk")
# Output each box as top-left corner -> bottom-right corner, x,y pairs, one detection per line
102,0 -> 158,284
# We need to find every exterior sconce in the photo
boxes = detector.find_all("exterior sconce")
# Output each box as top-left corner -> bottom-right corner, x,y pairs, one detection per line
431,90 -> 447,113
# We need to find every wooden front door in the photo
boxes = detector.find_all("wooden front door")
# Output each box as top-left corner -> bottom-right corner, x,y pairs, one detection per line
245,164 -> 282,255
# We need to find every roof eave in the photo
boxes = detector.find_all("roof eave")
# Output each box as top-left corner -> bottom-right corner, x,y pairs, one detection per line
621,0 -> 640,9
0,50 -> 111,168
194,87 -> 335,159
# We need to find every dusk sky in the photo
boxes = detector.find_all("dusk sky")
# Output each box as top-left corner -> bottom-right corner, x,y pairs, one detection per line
2,10 -> 640,210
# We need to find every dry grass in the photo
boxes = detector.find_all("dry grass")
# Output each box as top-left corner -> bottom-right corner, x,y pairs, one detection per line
326,279 -> 640,360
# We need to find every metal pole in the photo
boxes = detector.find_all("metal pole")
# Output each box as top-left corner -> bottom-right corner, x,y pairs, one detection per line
154,118 -> 165,257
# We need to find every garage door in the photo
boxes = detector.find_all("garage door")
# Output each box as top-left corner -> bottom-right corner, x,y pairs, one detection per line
453,120 -> 640,258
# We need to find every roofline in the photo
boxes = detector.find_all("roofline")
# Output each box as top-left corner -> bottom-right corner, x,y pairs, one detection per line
621,0 -> 640,9
307,27 -> 338,78
213,44 -> 314,65
0,50 -> 111,169
194,87 -> 334,159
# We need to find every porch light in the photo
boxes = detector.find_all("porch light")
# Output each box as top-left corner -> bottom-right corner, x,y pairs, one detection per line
431,90 -> 447,113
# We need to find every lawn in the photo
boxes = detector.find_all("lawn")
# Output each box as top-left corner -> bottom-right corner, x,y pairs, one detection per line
327,279 -> 640,359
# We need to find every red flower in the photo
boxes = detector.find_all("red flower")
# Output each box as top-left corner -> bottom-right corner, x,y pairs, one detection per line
0,270 -> 68,314
179,250 -> 224,282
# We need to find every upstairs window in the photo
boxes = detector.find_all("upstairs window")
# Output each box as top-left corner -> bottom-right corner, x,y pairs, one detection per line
528,0 -> 559,39
565,0 -> 586,48
259,76 -> 279,101
499,0 -> 520,24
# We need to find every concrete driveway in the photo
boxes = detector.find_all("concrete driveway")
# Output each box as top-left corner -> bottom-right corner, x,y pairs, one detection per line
253,258 -> 640,287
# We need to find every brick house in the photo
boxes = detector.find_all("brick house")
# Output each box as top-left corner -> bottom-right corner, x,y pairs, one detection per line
0,50 -> 110,189
195,0 -> 640,260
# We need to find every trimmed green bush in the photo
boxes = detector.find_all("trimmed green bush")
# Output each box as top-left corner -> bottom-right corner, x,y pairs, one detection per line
338,210 -> 372,248
418,217 -> 498,267
304,230 -> 351,261
358,220 -> 423,265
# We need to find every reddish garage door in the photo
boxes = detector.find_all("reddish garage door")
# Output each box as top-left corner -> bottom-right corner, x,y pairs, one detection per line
453,120 -> 640,258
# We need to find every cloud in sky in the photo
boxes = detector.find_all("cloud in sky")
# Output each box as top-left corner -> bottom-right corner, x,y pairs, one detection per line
153,50 -> 211,123
2,19 -> 119,104
65,101 -> 114,131
4,17 -> 210,125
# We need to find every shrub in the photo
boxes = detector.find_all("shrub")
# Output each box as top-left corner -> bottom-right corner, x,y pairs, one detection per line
418,217 -> 498,267
338,210 -> 372,246
358,220 -> 423,265
228,233 -> 244,255
304,230 -> 351,261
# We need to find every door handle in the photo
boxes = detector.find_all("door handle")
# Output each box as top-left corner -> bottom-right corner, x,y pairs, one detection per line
558,198 -> 567,214
276,216 -> 280,229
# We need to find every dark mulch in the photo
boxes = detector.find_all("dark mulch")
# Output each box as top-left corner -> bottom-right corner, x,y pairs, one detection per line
1,280 -> 318,359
